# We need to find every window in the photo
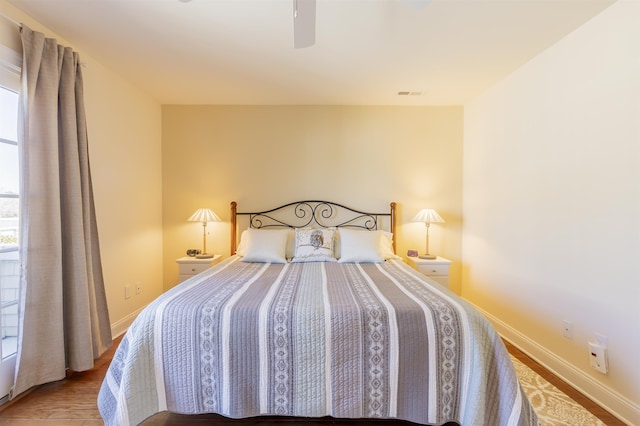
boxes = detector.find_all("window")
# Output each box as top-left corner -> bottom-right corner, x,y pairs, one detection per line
0,78 -> 20,361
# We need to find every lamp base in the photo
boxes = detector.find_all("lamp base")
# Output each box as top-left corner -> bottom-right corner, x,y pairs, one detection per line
195,253 -> 214,259
419,254 -> 437,259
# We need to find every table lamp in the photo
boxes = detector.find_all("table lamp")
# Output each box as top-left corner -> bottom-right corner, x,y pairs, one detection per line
188,208 -> 220,259
411,208 -> 444,259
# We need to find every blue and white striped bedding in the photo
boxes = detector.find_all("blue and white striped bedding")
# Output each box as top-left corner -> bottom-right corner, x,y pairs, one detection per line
98,256 -> 538,426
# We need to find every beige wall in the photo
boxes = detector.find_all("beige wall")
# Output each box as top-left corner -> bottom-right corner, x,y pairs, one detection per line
9,1 -> 637,421
463,1 -> 640,423
0,1 -> 164,336
85,61 -> 163,334
162,105 -> 463,291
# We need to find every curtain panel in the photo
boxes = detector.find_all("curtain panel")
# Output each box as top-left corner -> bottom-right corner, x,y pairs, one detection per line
12,25 -> 112,398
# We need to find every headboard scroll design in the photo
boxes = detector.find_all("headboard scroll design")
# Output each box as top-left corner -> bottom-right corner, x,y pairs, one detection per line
230,200 -> 396,255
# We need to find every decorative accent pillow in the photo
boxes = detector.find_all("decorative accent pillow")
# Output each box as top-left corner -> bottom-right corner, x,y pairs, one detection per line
240,229 -> 289,263
291,228 -> 336,262
337,228 -> 384,263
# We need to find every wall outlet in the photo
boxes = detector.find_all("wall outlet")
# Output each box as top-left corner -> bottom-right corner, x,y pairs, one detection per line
562,320 -> 573,339
124,284 -> 131,299
588,341 -> 608,374
135,282 -> 141,295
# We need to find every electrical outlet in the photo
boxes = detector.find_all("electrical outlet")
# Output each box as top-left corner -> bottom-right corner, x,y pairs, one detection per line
135,282 -> 141,295
124,285 -> 131,299
588,341 -> 608,374
562,320 -> 573,339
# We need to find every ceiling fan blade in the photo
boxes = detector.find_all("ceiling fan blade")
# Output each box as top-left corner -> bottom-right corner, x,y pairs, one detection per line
293,0 -> 316,48
401,0 -> 432,10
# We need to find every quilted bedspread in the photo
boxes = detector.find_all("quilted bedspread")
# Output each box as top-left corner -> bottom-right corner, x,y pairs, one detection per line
98,257 -> 539,426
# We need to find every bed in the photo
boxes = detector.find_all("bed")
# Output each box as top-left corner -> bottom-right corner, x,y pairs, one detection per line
98,200 -> 539,426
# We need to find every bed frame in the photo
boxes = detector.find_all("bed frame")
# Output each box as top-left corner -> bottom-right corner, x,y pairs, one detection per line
230,200 -> 396,255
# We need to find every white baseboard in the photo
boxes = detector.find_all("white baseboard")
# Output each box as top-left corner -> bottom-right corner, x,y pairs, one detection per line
474,304 -> 639,426
110,306 -> 145,339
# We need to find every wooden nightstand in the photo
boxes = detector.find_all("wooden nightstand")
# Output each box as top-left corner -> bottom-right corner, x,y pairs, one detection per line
406,256 -> 452,288
176,255 -> 222,283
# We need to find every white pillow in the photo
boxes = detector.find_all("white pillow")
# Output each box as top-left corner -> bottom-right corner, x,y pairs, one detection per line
380,231 -> 401,260
334,229 -> 398,260
291,228 -> 337,263
338,228 -> 384,263
240,229 -> 289,263
236,229 -> 249,256
237,228 -> 295,259
284,228 -> 296,259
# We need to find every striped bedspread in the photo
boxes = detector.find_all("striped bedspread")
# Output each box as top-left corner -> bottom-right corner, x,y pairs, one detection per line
98,257 -> 538,426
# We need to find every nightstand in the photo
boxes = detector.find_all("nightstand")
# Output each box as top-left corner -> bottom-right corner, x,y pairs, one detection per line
176,255 -> 222,283
406,256 -> 452,288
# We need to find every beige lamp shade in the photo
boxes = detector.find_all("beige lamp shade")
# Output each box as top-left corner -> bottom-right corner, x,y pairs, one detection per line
188,208 -> 221,224
411,209 -> 445,224
411,208 -> 444,259
188,208 -> 220,258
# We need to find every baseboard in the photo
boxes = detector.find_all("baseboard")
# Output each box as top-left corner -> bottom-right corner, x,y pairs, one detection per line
110,306 -> 145,339
473,304 -> 640,426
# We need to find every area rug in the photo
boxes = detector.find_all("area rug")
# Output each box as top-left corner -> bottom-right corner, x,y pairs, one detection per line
510,355 -> 605,426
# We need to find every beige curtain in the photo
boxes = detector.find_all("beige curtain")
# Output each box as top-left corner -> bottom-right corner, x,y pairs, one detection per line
11,25 -> 112,398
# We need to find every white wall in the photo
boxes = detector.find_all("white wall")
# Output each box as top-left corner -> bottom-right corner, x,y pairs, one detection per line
0,1 -> 164,337
463,1 -> 640,423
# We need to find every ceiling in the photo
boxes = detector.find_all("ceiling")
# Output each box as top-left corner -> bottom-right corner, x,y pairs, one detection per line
8,0 -> 615,105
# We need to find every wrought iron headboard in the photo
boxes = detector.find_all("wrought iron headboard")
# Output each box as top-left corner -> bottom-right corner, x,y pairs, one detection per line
230,200 -> 396,255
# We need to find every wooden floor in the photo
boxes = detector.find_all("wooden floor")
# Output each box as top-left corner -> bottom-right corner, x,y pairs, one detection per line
0,337 -> 625,425
503,341 -> 625,426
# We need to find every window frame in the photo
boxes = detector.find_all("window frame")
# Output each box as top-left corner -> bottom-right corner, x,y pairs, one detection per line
0,82 -> 20,255
0,38 -> 21,366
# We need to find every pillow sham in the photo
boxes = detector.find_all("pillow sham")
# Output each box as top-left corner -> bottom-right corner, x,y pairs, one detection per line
284,228 -> 296,259
334,229 -> 398,260
237,228 -> 296,259
380,231 -> 401,260
240,228 -> 289,263
337,228 -> 384,263
291,228 -> 337,263
236,229 -> 249,256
